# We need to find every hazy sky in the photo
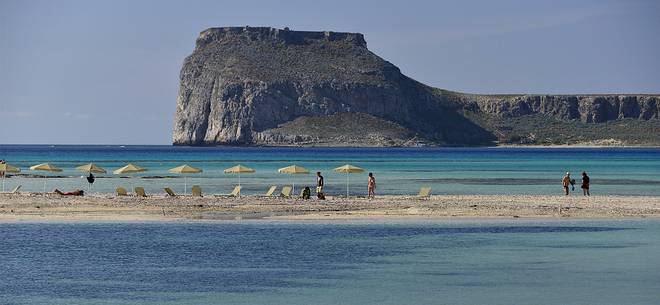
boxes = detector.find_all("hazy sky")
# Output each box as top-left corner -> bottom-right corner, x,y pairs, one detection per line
1,0 -> 659,144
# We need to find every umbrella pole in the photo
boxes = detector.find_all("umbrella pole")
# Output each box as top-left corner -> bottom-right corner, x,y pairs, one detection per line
2,174 -> 5,192
185,176 -> 188,195
43,175 -> 47,194
346,172 -> 349,198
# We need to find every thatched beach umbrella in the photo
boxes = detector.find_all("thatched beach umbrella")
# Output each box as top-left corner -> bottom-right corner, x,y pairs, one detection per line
278,164 -> 309,194
29,163 -> 63,194
223,164 -> 255,189
76,163 -> 107,192
0,163 -> 20,192
169,164 -> 202,194
333,164 -> 364,197
113,163 -> 147,190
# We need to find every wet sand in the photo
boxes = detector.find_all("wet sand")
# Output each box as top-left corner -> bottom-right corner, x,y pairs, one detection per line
1,193 -> 659,222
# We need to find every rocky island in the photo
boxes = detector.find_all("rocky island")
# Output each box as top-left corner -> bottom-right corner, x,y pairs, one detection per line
173,26 -> 660,146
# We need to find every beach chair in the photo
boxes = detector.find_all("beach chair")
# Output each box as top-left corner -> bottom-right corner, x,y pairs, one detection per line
2,185 -> 21,194
262,186 -> 277,197
280,186 -> 292,198
191,185 -> 202,197
134,187 -> 147,197
1,185 -> 21,194
164,187 -> 177,197
116,187 -> 128,196
216,185 -> 241,197
417,187 -> 432,200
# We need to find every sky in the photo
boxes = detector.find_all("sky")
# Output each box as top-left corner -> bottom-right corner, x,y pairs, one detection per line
1,0 -> 659,145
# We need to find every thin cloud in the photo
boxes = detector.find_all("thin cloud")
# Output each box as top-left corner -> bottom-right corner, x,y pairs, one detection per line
372,4 -> 620,46
0,111 -> 38,119
432,7 -> 616,41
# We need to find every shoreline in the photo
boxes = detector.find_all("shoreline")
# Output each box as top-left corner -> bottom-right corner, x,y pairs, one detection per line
4,144 -> 660,148
1,194 -> 659,222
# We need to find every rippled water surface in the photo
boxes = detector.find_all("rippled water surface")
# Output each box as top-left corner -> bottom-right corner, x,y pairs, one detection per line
1,220 -> 659,305
1,145 -> 659,195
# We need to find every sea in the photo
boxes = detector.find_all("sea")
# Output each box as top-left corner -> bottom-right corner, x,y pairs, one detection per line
0,220 -> 659,305
1,146 -> 660,304
0,145 -> 659,196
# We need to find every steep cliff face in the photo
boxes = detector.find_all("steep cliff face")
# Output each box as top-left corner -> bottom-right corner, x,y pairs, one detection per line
173,26 -> 660,146
466,95 -> 659,122
172,26 -> 492,146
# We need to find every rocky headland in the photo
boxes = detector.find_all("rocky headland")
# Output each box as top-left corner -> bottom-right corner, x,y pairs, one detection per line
173,26 -> 660,147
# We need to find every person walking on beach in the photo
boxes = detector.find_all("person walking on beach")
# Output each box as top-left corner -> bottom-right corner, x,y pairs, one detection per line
316,171 -> 325,199
581,172 -> 590,196
367,172 -> 376,199
562,172 -> 571,196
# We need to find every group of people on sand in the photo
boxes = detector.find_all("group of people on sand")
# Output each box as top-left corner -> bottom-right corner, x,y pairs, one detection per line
562,171 -> 590,196
306,171 -> 377,200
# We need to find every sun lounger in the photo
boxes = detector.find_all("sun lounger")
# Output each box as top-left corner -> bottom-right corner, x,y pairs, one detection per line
216,185 -> 241,197
417,187 -> 431,199
164,187 -> 177,197
1,185 -> 21,194
191,185 -> 202,197
262,186 -> 277,197
11,185 -> 21,194
134,187 -> 147,197
116,187 -> 128,196
280,186 -> 292,198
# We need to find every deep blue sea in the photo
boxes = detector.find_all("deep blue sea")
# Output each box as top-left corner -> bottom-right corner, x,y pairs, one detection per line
0,220 -> 659,305
1,145 -> 659,196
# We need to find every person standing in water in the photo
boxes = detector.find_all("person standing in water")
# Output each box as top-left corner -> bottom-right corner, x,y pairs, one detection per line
367,172 -> 376,199
316,171 -> 324,199
562,172 -> 571,196
581,172 -> 590,196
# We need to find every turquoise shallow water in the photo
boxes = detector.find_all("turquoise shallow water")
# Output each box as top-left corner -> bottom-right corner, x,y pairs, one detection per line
1,145 -> 659,195
0,220 -> 659,305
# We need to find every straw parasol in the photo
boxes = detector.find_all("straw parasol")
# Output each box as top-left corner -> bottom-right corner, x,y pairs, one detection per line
113,163 -> 146,175
223,164 -> 255,189
169,164 -> 202,194
113,163 -> 147,190
29,163 -> 63,194
76,163 -> 107,174
76,163 -> 107,192
278,164 -> 310,194
0,163 -> 20,192
333,164 -> 364,197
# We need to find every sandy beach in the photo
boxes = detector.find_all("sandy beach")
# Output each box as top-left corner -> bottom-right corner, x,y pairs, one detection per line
1,193 -> 659,222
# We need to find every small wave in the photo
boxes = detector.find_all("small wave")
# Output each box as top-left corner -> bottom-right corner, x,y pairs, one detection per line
409,178 -> 660,185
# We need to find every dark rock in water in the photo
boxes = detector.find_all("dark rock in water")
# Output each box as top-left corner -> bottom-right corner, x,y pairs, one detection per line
173,26 -> 660,147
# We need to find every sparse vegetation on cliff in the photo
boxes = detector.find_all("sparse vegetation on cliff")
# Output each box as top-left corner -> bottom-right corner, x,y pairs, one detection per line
173,26 -> 660,147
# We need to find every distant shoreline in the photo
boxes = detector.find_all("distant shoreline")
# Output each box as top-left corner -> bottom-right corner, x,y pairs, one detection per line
3,143 -> 660,148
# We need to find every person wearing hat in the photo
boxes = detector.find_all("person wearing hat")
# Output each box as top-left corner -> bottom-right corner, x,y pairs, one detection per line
562,172 -> 572,196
